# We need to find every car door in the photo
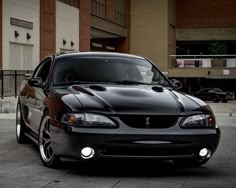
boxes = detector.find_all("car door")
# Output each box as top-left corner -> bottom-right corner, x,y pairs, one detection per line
26,58 -> 52,134
197,89 -> 208,100
208,89 -> 215,100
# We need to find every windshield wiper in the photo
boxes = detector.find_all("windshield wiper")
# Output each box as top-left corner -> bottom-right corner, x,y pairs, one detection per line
114,80 -> 150,85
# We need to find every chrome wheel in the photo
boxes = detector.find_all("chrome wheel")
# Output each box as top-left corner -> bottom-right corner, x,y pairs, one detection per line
39,116 -> 53,162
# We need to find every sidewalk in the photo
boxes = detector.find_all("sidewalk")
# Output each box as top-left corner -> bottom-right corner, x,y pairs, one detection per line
207,100 -> 236,117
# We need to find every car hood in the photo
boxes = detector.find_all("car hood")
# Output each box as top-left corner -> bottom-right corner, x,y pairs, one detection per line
59,84 -> 207,115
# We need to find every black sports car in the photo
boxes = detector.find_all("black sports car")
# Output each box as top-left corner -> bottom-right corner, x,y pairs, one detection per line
193,88 -> 229,103
16,52 -> 220,168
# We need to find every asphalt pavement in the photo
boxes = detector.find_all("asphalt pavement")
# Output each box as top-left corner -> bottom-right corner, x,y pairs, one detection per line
0,101 -> 236,187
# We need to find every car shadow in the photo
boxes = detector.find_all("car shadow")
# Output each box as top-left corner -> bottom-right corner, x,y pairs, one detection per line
58,158 -> 221,178
25,143 -> 223,178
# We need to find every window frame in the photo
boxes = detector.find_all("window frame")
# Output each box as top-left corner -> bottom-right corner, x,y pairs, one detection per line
32,57 -> 53,84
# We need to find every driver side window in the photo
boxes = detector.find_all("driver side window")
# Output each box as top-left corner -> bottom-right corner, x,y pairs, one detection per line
34,59 -> 52,83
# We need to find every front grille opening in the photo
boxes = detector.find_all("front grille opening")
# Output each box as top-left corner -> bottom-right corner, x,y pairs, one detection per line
119,115 -> 178,128
101,147 -> 194,157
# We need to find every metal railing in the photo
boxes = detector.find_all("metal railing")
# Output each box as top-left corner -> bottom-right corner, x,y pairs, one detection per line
169,55 -> 236,69
0,70 -> 33,99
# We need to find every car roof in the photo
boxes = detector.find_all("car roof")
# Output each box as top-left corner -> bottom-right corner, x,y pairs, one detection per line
55,51 -> 145,60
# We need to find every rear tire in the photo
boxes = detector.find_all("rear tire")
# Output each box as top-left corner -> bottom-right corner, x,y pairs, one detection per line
214,96 -> 220,103
222,99 -> 228,103
16,101 -> 28,144
38,112 -> 60,168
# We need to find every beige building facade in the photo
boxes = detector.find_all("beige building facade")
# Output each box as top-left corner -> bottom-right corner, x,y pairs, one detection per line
130,0 -> 176,73
130,0 -> 236,93
0,0 -> 236,93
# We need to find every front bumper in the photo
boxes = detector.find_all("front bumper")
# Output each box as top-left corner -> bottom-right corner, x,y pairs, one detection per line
50,121 -> 221,160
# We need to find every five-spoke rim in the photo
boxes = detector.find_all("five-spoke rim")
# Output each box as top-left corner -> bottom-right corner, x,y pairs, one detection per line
39,116 -> 53,162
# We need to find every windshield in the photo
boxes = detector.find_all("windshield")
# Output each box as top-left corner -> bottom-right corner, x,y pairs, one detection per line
214,88 -> 222,92
52,56 -> 171,87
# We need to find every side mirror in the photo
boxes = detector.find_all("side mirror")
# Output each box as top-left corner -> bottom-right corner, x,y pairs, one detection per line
28,77 -> 44,87
170,79 -> 182,90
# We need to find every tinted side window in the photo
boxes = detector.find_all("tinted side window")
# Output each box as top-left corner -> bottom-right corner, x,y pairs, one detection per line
35,59 -> 52,83
201,89 -> 208,93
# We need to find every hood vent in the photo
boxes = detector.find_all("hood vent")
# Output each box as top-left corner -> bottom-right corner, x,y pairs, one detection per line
89,85 -> 106,92
72,85 -> 93,96
152,86 -> 163,92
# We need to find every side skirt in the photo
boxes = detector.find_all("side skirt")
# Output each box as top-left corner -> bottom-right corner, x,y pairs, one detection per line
25,133 -> 38,144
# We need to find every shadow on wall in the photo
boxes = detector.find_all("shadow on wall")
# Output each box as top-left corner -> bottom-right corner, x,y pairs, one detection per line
0,100 -> 16,113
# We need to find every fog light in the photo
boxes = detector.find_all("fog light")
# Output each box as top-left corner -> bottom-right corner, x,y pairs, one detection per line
199,148 -> 211,159
81,147 -> 95,159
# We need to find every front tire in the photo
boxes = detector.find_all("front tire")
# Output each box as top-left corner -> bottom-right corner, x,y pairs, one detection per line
38,113 -> 59,168
16,102 -> 28,144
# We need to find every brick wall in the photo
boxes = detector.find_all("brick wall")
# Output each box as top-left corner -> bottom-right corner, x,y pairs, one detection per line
106,0 -> 115,21
40,0 -> 56,59
79,0 -> 90,51
177,0 -> 236,29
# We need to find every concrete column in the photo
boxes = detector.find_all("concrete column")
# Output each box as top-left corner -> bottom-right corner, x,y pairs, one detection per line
130,0 -> 176,72
168,0 -> 176,69
106,0 -> 115,21
40,0 -> 56,60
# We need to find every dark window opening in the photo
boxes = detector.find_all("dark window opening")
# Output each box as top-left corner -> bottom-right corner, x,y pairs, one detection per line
58,0 -> 79,8
91,0 -> 106,18
176,41 -> 236,55
115,0 -> 126,26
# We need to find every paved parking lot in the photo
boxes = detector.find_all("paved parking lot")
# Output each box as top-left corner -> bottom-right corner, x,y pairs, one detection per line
0,101 -> 236,188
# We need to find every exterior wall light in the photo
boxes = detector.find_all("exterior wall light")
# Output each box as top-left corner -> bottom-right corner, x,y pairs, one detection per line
63,39 -> 67,45
71,41 -> 74,47
14,30 -> 20,38
26,33 -> 31,40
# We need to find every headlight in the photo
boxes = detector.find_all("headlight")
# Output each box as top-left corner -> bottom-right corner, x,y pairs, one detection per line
61,113 -> 117,128
180,114 -> 216,128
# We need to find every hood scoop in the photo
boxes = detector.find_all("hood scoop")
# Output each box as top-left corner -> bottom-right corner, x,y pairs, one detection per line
89,85 -> 106,92
71,85 -> 93,96
152,86 -> 163,92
